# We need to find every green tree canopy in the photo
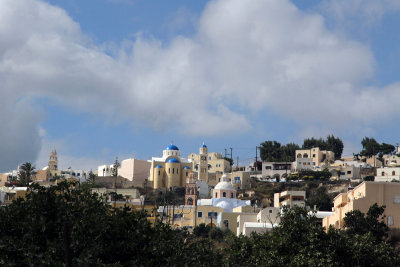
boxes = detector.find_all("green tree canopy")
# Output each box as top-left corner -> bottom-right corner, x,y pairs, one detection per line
360,137 -> 395,158
18,162 -> 36,186
259,141 -> 299,162
302,135 -> 343,160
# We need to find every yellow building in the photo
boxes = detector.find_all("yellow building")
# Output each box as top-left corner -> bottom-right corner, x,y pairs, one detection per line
188,149 -> 231,175
323,182 -> 400,229
148,145 -> 193,189
295,147 -> 334,167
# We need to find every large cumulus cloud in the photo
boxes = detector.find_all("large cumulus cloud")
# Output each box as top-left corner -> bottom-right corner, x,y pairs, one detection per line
0,0 -> 399,171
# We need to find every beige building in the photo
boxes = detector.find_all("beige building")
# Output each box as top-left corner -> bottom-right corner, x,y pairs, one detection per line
215,171 -> 251,190
295,147 -> 335,167
323,182 -> 400,229
375,167 -> 400,182
188,150 -> 231,174
148,144 -> 193,189
274,191 -> 306,208
383,154 -> 400,167
118,158 -> 151,187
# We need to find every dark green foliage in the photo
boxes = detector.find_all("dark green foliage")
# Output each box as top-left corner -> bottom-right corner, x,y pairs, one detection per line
306,186 -> 333,211
18,162 -> 36,186
360,137 -> 395,158
1,182 -> 398,266
363,175 -> 375,181
259,141 -> 300,162
0,182 -> 220,266
224,206 -> 398,266
344,203 -> 389,241
303,135 -> 344,160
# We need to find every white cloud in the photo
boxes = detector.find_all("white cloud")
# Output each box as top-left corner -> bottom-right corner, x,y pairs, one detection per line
1,0 -> 400,170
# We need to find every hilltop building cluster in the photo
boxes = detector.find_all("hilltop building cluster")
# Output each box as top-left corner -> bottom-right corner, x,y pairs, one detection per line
1,141 -> 400,237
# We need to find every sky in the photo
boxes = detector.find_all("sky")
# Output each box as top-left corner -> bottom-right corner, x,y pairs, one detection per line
1,0 -> 400,172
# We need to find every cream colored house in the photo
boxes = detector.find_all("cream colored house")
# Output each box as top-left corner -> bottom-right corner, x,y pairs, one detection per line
323,182 -> 400,229
295,147 -> 335,167
188,151 -> 231,174
375,167 -> 400,182
274,191 -> 306,208
118,158 -> 150,186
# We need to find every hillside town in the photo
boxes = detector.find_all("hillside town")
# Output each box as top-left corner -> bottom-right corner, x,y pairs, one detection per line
2,137 -> 400,237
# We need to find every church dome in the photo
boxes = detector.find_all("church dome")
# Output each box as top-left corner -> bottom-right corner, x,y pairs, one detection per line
183,166 -> 191,169
166,158 -> 180,163
215,173 -> 235,191
166,145 -> 179,151
155,165 -> 163,168
215,181 -> 235,191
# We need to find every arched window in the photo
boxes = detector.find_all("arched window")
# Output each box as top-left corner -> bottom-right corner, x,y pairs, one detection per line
169,168 -> 170,174
297,154 -> 302,158
303,153 -> 308,158
187,197 -> 193,205
186,172 -> 188,177
223,220 -> 229,228
392,171 -> 396,176
173,168 -> 174,174
231,192 -> 234,198
382,172 -> 385,176
223,192 -> 226,197
215,192 -> 218,198
158,170 -> 160,175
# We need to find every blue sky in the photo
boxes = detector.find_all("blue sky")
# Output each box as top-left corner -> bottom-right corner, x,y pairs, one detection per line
1,0 -> 400,172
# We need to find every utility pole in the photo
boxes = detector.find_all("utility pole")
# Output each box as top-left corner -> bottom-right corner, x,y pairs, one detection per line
236,157 -> 239,169
255,146 -> 258,171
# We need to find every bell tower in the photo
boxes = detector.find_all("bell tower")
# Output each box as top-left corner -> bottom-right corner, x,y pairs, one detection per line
48,149 -> 58,171
185,173 -> 197,205
198,142 -> 208,182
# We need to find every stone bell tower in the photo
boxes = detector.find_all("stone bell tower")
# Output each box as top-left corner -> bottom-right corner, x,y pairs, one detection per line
48,149 -> 58,171
198,142 -> 208,182
185,173 -> 197,206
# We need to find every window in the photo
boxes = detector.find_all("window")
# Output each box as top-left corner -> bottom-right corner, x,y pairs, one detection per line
392,171 -> 396,176
215,193 -> 218,198
313,154 -> 316,158
169,168 -> 170,174
265,166 -> 271,170
223,192 -> 227,197
388,216 -> 394,226
209,157 -> 211,160
382,172 -> 385,176
394,196 -> 400,204
208,212 -> 217,218
223,220 -> 229,228
237,221 -> 239,227
198,212 -> 203,218
158,171 -> 160,175
347,171 -> 351,174
177,169 -> 179,174
186,172 -> 188,177
231,192 -> 234,198
173,168 -> 174,174
269,209 -> 273,214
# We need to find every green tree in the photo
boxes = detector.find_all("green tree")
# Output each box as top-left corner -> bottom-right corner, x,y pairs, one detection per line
112,157 -> 120,177
306,186 -> 333,211
259,141 -> 282,162
360,137 -> 381,157
303,135 -> 343,159
343,203 -> 389,241
18,162 -> 36,186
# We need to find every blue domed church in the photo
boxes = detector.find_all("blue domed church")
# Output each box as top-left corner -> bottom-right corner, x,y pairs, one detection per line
149,144 -> 193,189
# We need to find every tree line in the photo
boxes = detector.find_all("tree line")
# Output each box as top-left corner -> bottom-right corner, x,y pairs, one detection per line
0,182 -> 398,266
259,135 -> 344,162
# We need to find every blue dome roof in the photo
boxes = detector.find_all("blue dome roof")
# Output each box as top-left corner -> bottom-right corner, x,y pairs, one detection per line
166,158 -> 180,163
183,166 -> 191,169
166,144 -> 179,150
155,165 -> 163,168
202,144 -> 207,148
